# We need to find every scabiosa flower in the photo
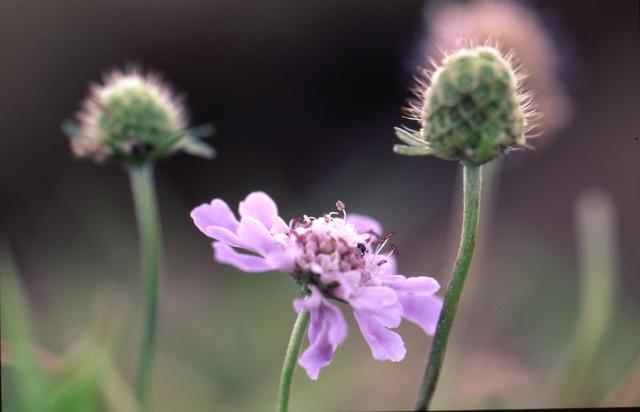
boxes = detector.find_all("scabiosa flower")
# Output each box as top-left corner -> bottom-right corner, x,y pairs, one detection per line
63,66 -> 215,164
395,46 -> 534,165
191,192 -> 443,379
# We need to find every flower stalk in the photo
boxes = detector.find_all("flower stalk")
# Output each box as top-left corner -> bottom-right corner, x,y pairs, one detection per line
551,190 -> 618,406
415,164 -> 482,410
129,163 -> 162,408
277,308 -> 310,412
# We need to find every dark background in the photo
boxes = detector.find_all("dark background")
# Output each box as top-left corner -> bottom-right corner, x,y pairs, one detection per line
1,1 -> 638,410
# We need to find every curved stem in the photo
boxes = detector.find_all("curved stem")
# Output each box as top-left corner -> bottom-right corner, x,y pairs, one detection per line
277,309 -> 310,412
128,164 -> 162,409
414,164 -> 482,411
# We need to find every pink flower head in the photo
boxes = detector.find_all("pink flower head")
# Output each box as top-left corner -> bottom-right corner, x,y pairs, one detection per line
191,192 -> 443,379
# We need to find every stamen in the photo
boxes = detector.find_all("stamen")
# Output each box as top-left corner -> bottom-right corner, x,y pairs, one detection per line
383,232 -> 397,241
390,243 -> 399,256
290,217 -> 306,229
335,199 -> 347,221
301,215 -> 313,228
377,259 -> 388,266
375,231 -> 398,255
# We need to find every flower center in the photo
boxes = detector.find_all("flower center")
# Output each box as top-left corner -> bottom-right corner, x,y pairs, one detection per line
286,202 -> 398,302
291,215 -> 366,281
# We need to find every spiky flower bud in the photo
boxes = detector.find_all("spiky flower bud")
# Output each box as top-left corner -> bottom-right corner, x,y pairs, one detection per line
395,46 -> 532,166
426,0 -> 570,140
64,67 -> 215,164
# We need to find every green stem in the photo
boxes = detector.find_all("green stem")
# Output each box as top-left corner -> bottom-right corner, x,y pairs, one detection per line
128,164 -> 162,409
277,309 -> 310,412
552,189 -> 617,406
414,165 -> 482,411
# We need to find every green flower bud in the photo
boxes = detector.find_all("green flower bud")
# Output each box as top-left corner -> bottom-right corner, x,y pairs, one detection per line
394,47 -> 531,165
64,67 -> 215,164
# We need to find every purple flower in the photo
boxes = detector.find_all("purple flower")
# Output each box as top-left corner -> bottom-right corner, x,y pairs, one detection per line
191,192 -> 443,379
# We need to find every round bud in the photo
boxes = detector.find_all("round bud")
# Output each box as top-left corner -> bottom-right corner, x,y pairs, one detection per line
395,47 -> 529,165
65,67 -> 214,164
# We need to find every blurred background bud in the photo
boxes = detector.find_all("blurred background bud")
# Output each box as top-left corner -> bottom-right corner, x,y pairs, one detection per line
63,66 -> 215,165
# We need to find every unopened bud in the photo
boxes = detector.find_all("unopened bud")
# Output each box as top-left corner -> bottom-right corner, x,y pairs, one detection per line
395,46 -> 532,166
64,66 -> 215,164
